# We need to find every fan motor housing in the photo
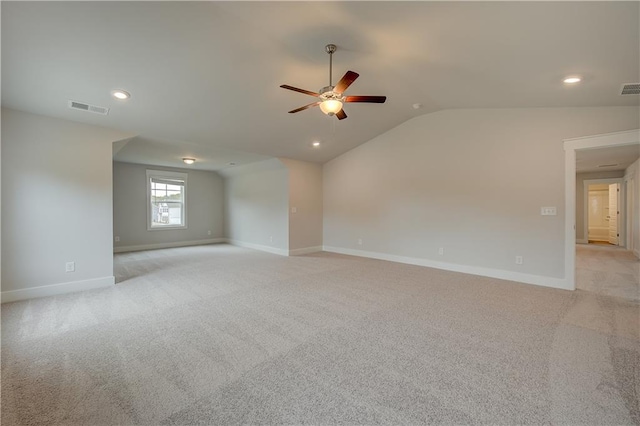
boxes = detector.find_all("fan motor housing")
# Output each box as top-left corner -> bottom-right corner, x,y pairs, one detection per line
319,86 -> 333,95
319,86 -> 343,101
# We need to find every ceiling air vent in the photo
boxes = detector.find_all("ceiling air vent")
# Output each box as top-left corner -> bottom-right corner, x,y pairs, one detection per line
68,100 -> 110,115
620,83 -> 640,95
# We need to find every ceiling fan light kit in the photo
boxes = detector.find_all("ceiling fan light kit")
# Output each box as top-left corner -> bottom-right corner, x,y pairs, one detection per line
280,44 -> 386,120
319,98 -> 343,115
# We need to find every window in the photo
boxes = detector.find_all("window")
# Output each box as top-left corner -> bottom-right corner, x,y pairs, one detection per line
146,170 -> 187,230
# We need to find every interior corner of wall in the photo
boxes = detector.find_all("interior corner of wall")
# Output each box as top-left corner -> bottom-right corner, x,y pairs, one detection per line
112,136 -> 136,157
277,157 -> 292,168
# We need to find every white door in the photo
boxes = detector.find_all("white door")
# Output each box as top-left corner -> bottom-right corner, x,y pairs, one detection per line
608,183 -> 620,245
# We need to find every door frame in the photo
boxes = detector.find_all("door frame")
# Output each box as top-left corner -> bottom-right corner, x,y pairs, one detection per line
625,168 -> 637,256
582,178 -> 624,246
563,129 -> 640,290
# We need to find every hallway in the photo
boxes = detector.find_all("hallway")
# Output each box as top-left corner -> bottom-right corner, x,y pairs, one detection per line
576,244 -> 639,302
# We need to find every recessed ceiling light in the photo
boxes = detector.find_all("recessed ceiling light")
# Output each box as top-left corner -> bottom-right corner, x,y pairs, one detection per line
182,158 -> 195,165
112,90 -> 130,100
228,162 -> 236,166
563,77 -> 581,84
312,141 -> 321,147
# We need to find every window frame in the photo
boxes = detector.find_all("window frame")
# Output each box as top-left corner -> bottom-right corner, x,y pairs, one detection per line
146,169 -> 188,231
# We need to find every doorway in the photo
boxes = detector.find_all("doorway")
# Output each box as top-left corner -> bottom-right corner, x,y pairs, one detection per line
564,129 -> 640,290
583,180 -> 624,247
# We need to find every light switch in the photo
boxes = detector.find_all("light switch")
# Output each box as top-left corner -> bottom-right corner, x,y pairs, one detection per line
541,207 -> 557,216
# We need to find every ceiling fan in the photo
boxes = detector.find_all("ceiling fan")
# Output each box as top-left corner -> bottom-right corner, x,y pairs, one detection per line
280,44 -> 387,120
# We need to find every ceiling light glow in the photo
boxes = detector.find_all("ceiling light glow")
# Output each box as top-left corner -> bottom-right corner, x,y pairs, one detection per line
182,158 -> 195,165
112,90 -> 131,100
563,77 -> 581,84
319,99 -> 343,116
312,141 -> 321,147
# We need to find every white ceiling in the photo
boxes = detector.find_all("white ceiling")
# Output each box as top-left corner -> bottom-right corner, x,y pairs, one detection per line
576,144 -> 640,173
2,2 -> 639,170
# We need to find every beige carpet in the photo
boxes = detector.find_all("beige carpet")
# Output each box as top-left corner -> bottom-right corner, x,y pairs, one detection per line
2,244 -> 639,425
576,243 -> 639,302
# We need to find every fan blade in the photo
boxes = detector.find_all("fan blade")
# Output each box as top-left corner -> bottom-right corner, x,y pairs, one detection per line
280,85 -> 319,97
345,95 -> 387,103
288,102 -> 320,114
336,109 -> 347,120
333,71 -> 359,94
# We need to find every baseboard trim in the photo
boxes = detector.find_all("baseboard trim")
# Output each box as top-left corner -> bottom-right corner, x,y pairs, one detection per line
322,246 -> 571,291
226,239 -> 289,256
114,238 -> 225,253
289,246 -> 323,256
1,276 -> 115,304
576,239 -> 589,244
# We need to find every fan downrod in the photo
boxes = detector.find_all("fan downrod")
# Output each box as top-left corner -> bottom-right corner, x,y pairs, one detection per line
325,44 -> 337,86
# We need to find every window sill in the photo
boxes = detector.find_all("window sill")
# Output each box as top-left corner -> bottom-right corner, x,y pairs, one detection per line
147,225 -> 188,231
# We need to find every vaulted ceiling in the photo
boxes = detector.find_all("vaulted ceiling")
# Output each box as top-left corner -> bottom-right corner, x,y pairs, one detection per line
2,2 -> 639,169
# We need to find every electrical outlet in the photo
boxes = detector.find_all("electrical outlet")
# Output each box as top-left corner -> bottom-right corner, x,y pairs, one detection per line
207,230 -> 211,236
114,236 -> 120,242
270,236 -> 273,243
515,256 -> 523,265
65,261 -> 75,272
357,238 -> 362,245
438,247 -> 444,255
291,207 -> 297,213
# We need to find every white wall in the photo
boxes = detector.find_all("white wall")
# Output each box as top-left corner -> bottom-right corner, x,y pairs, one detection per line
575,170 -> 624,242
113,161 -> 224,251
280,158 -> 323,253
223,159 -> 289,255
625,159 -> 640,257
1,108 -> 132,301
323,107 -> 639,287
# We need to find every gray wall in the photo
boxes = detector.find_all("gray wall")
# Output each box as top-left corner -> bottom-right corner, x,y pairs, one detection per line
113,161 -> 224,250
575,170 -> 625,242
2,108 -> 131,294
281,159 -> 323,251
223,159 -> 289,253
323,107 -> 639,280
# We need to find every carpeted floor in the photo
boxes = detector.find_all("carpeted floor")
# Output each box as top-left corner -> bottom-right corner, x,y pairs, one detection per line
2,244 -> 639,425
576,243 -> 639,302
